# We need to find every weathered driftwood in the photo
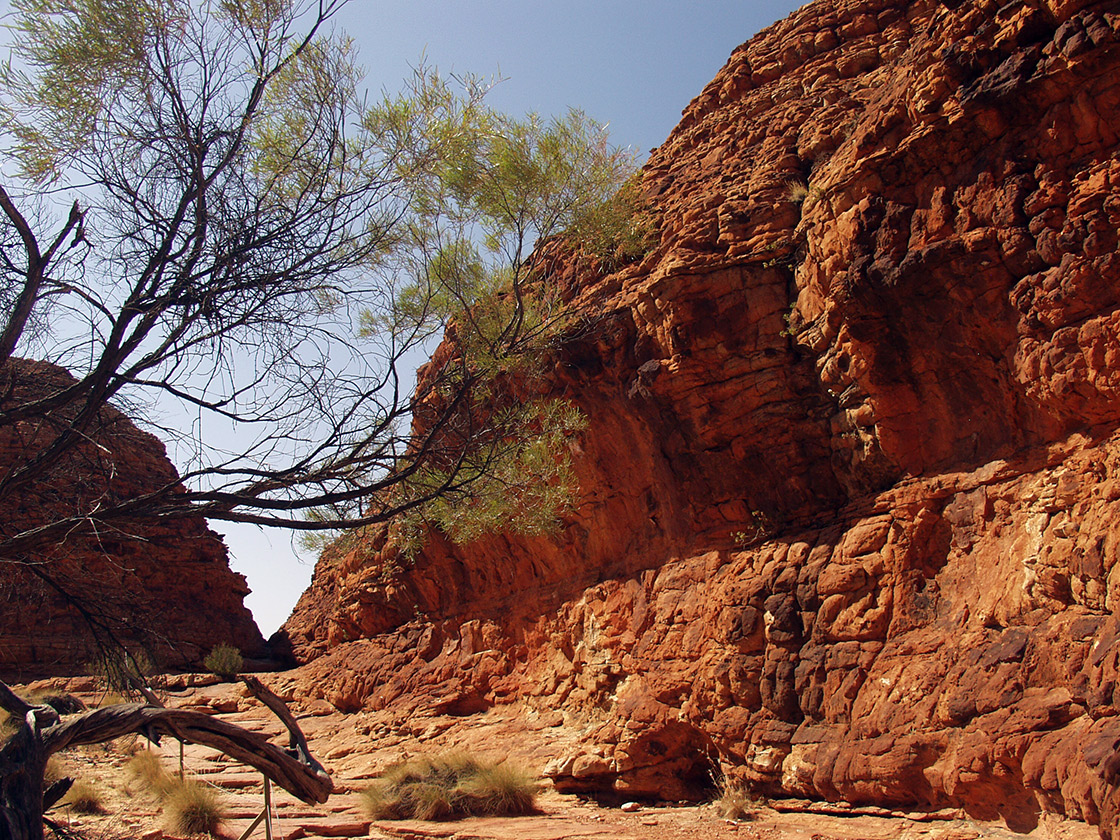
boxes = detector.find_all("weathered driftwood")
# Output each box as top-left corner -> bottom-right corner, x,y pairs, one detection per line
0,679 -> 331,840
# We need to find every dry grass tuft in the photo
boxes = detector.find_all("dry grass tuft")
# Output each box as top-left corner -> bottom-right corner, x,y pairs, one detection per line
786,180 -> 810,203
714,775 -> 766,821
43,756 -> 67,787
127,748 -> 227,835
61,779 -> 106,814
362,752 -> 536,821
126,749 -> 177,799
164,781 -> 226,836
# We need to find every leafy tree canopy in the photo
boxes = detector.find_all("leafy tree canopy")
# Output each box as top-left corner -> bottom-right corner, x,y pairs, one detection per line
0,0 -> 653,578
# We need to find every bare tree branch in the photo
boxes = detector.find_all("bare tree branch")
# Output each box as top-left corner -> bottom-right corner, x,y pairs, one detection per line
1,679 -> 331,840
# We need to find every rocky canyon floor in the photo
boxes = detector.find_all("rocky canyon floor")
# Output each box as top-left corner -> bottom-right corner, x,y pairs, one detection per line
28,674 -> 1099,840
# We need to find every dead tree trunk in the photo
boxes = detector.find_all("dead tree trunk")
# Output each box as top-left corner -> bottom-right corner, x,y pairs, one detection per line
0,679 -> 332,840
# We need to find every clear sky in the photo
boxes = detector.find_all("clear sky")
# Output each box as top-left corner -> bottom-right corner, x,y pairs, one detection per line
221,0 -> 806,638
1,0 -> 805,638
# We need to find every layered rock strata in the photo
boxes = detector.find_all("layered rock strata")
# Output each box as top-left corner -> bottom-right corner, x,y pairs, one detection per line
283,0 -> 1120,836
0,359 -> 265,678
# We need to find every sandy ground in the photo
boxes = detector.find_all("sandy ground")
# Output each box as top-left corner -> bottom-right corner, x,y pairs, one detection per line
21,675 -> 1102,840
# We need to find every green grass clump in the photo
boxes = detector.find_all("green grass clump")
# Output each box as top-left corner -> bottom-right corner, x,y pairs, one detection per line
203,644 -> 243,680
361,752 -> 536,821
164,781 -> 226,836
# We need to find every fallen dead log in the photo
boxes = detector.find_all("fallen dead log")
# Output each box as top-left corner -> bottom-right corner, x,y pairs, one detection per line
0,679 -> 331,840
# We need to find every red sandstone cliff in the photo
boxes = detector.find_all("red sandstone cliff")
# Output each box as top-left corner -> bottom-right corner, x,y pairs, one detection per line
283,0 -> 1120,836
0,358 -> 266,679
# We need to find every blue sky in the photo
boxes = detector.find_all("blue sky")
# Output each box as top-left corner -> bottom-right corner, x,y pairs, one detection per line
333,1 -> 805,164
233,0 -> 806,637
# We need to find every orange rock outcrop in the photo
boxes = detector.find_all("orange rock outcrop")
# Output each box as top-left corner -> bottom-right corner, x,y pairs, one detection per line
282,0 -> 1120,836
0,359 -> 265,679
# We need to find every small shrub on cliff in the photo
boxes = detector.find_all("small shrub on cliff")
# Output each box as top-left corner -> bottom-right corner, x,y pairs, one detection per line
203,644 -> 243,680
786,180 -> 810,204
361,752 -> 536,821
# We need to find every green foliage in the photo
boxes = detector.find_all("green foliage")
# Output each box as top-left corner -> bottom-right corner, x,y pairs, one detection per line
394,399 -> 588,557
361,65 -> 649,349
0,0 -> 160,181
202,644 -> 244,680
361,752 -> 536,821
568,174 -> 658,268
0,0 -> 646,570
357,67 -> 647,553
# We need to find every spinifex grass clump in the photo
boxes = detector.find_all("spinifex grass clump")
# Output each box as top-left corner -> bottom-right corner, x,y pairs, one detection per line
164,781 -> 227,836
126,749 -> 177,799
127,749 -> 227,836
361,752 -> 536,821
61,779 -> 105,815
713,774 -> 767,821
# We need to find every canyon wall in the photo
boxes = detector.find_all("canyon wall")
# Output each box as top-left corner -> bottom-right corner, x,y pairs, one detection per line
0,359 -> 265,679
282,0 -> 1120,836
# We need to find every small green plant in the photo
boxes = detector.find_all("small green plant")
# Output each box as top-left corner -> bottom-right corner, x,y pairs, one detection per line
361,752 -> 536,821
569,173 -> 658,269
731,510 -> 779,548
164,781 -> 227,836
203,644 -> 243,680
61,779 -> 105,815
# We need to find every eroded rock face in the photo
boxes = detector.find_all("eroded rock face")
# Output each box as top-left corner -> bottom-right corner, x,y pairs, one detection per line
283,0 -> 1120,836
0,359 -> 265,678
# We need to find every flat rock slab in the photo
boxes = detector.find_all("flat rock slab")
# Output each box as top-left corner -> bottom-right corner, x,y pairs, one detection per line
374,815 -> 647,840
285,817 -> 372,838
